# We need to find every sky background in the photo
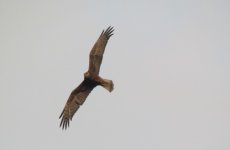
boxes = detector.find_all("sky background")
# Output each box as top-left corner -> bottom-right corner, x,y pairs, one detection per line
1,0 -> 230,149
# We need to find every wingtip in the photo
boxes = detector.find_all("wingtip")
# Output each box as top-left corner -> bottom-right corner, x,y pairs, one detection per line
104,26 -> 114,38
106,26 -> 114,32
59,109 -> 64,119
107,26 -> 114,30
59,110 -> 70,130
59,118 -> 70,130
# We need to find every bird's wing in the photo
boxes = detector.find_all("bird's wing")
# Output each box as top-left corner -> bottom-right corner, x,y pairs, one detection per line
59,83 -> 93,130
88,26 -> 114,75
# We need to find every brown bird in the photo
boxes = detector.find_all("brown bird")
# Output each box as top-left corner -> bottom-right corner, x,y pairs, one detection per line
59,27 -> 114,129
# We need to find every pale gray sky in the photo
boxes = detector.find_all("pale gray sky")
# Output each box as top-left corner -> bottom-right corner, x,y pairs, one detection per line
1,0 -> 230,150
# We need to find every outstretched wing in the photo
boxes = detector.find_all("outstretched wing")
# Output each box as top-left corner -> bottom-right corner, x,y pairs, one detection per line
88,26 -> 114,75
59,82 -> 94,130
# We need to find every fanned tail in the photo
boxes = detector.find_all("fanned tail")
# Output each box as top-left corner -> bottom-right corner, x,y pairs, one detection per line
101,78 -> 114,92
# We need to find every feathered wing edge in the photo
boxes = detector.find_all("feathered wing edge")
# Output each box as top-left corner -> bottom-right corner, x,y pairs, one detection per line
59,94 -> 80,130
59,84 -> 93,130
59,105 -> 79,130
88,26 -> 114,75
100,26 -> 114,40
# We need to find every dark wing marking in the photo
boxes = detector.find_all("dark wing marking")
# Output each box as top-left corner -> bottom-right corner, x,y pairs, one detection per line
59,83 -> 93,130
88,26 -> 114,75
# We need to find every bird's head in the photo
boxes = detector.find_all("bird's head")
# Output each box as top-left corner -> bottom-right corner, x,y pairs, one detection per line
84,72 -> 91,78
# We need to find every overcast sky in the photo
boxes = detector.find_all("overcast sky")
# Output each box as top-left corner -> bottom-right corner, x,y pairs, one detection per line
1,0 -> 230,150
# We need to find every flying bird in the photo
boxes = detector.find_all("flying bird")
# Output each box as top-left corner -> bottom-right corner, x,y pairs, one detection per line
59,26 -> 114,129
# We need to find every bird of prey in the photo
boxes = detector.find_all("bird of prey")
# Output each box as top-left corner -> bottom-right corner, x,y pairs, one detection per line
59,26 -> 114,129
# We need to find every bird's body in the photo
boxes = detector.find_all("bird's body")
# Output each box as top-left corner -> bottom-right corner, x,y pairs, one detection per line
59,27 -> 114,129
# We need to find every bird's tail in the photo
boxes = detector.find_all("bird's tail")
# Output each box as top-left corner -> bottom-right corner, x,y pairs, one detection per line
101,78 -> 114,92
